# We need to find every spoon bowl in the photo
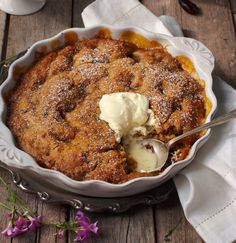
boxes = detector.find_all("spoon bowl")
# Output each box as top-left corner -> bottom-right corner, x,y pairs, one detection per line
139,139 -> 169,173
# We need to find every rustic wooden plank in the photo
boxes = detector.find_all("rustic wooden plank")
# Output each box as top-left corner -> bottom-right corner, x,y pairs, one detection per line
0,12 -> 7,59
230,0 -> 236,33
125,207 -> 156,243
230,0 -> 236,13
36,204 -> 68,243
0,170 -> 67,243
3,1 -> 72,243
155,189 -> 203,242
0,170 -> 13,243
10,188 -> 38,243
7,0 -> 72,57
68,207 -> 155,243
142,0 -> 236,88
73,0 -> 94,27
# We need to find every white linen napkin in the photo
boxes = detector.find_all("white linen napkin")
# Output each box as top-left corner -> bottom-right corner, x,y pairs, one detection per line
82,1 -> 236,242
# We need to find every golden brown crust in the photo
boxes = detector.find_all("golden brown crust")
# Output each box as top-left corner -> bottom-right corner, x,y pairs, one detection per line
7,38 -> 206,183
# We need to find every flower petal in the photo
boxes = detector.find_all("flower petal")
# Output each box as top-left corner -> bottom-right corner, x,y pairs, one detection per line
1,223 -> 13,237
1,223 -> 23,237
28,216 -> 42,232
75,229 -> 90,241
75,210 -> 85,220
5,212 -> 12,219
89,222 -> 98,234
15,217 -> 30,231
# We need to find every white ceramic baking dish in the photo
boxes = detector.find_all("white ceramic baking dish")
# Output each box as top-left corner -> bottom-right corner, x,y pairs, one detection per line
0,25 -> 217,197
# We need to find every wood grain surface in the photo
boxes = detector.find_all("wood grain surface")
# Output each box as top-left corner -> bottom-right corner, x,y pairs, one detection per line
0,0 -> 235,242
230,0 -> 236,29
0,11 -> 7,59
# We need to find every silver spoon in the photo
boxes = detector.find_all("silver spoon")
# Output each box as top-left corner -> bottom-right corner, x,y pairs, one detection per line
139,108 -> 236,173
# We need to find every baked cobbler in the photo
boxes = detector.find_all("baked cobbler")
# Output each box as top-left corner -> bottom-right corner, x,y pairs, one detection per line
7,34 -> 208,183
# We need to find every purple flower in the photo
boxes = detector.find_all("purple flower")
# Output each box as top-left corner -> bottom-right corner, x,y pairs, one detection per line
1,223 -> 15,237
87,222 -> 98,234
14,217 -> 30,233
28,215 -> 42,232
75,210 -> 88,223
1,221 -> 24,238
76,210 -> 96,230
75,229 -> 91,241
74,223 -> 98,242
74,211 -> 99,242
1,215 -> 42,238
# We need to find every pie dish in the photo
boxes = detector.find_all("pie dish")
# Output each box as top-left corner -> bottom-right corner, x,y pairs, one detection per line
0,25 -> 217,197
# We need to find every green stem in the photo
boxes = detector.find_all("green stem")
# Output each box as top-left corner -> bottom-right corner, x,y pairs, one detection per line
18,204 -> 32,215
41,221 -> 79,232
0,176 -> 8,188
0,175 -> 33,215
164,217 -> 182,240
41,222 -> 61,228
0,55 -> 17,66
0,202 -> 11,211
11,207 -> 16,223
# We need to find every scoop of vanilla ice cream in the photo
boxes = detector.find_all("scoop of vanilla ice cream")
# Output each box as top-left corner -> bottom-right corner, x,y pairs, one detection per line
99,92 -> 156,142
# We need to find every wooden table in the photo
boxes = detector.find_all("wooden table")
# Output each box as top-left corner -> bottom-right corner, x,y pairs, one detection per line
0,1 -> 235,242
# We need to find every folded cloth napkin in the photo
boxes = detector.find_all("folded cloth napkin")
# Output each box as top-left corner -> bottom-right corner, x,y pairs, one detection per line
82,1 -> 236,242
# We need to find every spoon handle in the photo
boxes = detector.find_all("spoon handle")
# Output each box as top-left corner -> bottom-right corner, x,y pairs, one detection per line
167,108 -> 236,149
